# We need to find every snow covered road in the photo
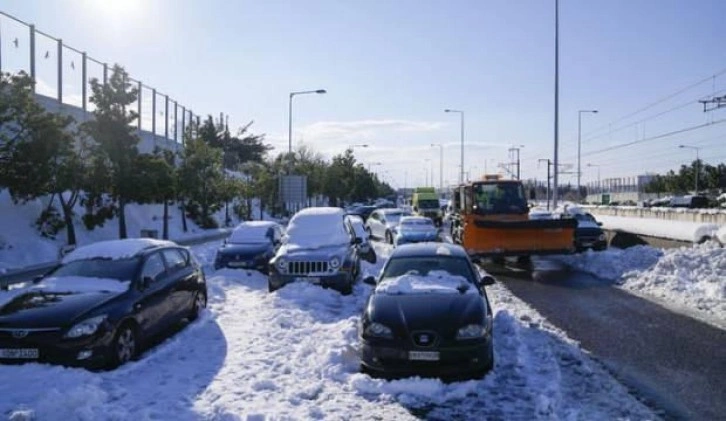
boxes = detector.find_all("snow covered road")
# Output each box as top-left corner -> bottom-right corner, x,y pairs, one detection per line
0,240 -> 657,420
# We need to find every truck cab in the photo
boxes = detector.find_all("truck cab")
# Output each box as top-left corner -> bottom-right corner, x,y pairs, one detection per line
411,187 -> 443,225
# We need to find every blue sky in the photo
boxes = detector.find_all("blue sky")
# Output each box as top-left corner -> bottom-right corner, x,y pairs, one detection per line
2,0 -> 726,188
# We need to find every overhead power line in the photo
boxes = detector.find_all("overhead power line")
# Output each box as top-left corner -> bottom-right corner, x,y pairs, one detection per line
581,118 -> 726,158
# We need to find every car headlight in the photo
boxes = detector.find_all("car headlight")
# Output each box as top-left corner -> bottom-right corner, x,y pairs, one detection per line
598,233 -> 606,241
329,256 -> 341,269
456,324 -> 486,339
276,258 -> 287,272
365,322 -> 393,339
65,315 -> 108,338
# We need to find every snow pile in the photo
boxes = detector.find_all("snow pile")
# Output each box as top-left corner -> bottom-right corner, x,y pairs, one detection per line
552,243 -> 725,328
551,246 -> 663,280
597,215 -> 718,243
376,271 -> 476,295
62,238 -> 176,263
716,225 -> 726,245
620,242 -> 725,324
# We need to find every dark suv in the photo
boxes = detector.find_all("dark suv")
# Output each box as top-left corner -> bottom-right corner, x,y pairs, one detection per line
268,207 -> 363,295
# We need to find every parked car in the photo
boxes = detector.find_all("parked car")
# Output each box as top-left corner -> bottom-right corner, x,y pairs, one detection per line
214,221 -> 284,273
269,207 -> 363,295
571,213 -> 607,251
345,214 -> 377,264
359,243 -> 495,379
366,208 -> 409,244
0,239 -> 206,369
394,216 -> 439,246
347,205 -> 378,222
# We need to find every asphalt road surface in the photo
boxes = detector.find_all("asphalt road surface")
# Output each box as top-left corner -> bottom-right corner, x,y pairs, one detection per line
483,259 -> 726,421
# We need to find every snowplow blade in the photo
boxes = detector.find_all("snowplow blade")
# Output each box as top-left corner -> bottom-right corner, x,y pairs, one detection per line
462,218 -> 577,257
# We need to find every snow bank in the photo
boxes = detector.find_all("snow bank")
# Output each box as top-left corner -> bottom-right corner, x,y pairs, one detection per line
62,238 -> 175,263
597,214 -> 718,243
552,243 -> 725,328
376,271 -> 477,295
717,225 -> 726,245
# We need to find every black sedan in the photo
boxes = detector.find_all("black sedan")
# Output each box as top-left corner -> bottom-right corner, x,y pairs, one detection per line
214,221 -> 284,273
0,239 -> 206,369
360,243 -> 495,380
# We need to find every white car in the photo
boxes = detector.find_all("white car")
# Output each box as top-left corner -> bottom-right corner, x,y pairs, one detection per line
365,208 -> 409,244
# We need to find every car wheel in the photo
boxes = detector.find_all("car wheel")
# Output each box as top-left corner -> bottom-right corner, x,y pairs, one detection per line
385,230 -> 393,244
340,276 -> 353,296
268,281 -> 279,293
110,323 -> 138,368
188,290 -> 207,321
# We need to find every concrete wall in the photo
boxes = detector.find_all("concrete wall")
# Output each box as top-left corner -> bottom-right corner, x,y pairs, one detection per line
35,94 -> 183,155
583,205 -> 726,225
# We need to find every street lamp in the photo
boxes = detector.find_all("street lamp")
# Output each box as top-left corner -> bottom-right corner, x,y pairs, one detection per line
587,163 -> 601,197
288,89 -> 326,154
678,145 -> 701,193
508,144 -> 525,180
445,109 -> 465,184
577,109 -> 598,201
431,143 -> 443,191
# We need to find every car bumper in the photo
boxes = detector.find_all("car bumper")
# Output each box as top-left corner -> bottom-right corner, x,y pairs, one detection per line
360,337 -> 492,378
269,272 -> 352,292
0,331 -> 114,369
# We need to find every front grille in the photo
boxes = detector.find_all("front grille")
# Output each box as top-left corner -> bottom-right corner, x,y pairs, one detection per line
287,261 -> 329,275
0,328 -> 62,346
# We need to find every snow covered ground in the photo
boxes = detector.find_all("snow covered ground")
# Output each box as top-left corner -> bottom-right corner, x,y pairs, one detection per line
0,240 -> 658,420
551,243 -> 726,330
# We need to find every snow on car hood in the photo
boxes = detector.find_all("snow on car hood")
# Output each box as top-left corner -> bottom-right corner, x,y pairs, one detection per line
376,271 -> 477,295
31,276 -> 131,294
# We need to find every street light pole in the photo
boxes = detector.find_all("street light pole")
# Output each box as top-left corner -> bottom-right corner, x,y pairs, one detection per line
679,145 -> 701,193
577,109 -> 598,201
445,109 -> 465,184
552,0 -> 560,209
431,143 -> 443,191
288,89 -> 326,154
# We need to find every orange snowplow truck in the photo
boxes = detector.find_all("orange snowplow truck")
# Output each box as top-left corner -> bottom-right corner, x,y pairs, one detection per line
450,176 -> 577,258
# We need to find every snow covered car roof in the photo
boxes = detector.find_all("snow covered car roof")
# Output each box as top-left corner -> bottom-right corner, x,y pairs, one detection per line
62,238 -> 177,264
285,207 -> 350,248
229,221 -> 279,243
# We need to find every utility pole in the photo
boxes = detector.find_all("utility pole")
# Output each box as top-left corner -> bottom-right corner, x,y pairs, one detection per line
509,145 -> 524,180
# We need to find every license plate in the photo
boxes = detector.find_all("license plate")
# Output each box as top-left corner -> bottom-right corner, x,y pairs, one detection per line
0,348 -> 39,359
581,242 -> 593,247
408,351 -> 439,361
305,277 -> 321,284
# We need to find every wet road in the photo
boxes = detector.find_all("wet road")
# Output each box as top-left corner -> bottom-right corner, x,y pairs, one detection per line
484,260 -> 726,421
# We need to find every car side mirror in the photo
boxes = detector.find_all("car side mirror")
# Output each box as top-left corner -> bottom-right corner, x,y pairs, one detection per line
141,276 -> 154,289
363,276 -> 376,285
597,222 -> 603,226
480,275 -> 496,286
352,237 -> 363,245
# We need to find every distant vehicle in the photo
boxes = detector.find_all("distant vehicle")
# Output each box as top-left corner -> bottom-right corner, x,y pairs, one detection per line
670,195 -> 710,209
570,213 -> 607,252
412,187 -> 443,226
345,214 -> 377,264
0,239 -> 206,369
214,221 -> 284,273
394,216 -> 439,246
359,243 -> 495,379
346,205 -> 378,221
366,208 -> 409,244
269,207 -> 363,295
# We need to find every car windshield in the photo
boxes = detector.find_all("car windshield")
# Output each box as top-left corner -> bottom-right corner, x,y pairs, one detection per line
229,225 -> 271,244
382,256 -> 475,283
49,257 -> 140,282
472,183 -> 527,214
417,200 -> 440,209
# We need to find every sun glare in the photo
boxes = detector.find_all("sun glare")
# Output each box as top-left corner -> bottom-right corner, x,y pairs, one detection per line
88,0 -> 144,19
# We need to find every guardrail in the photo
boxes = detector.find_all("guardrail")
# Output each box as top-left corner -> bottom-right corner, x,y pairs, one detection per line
0,230 -> 231,290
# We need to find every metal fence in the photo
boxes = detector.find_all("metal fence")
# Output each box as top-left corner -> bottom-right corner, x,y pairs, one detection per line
0,10 -> 211,147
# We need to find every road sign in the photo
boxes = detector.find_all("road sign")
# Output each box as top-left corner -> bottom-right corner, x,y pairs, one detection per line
279,175 -> 307,206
